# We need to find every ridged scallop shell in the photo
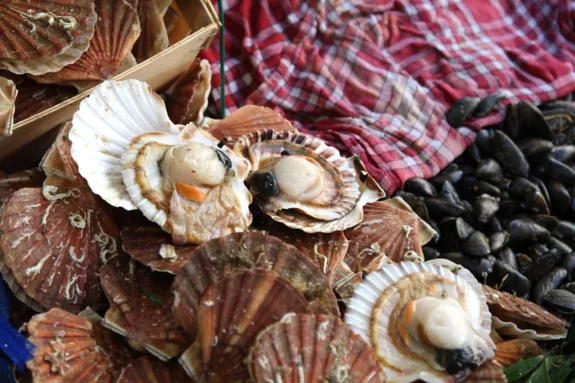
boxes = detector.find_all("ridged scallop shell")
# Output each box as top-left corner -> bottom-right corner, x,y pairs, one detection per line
345,262 -> 495,383
100,256 -> 189,361
0,76 -> 16,136
31,0 -> 141,88
40,122 -> 84,183
462,359 -> 506,383
482,285 -> 569,340
0,185 -> 119,312
70,79 -> 253,245
121,224 -> 196,274
133,0 -> 169,63
249,313 -> 386,383
494,339 -> 542,367
207,106 -> 298,146
377,196 -> 438,245
0,168 -> 44,203
117,356 -> 192,383
179,269 -> 310,382
165,59 -> 211,125
0,1 -> 97,75
26,308 -> 131,382
172,232 -> 339,340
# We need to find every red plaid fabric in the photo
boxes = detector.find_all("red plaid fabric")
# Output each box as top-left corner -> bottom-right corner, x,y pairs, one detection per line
201,0 -> 575,193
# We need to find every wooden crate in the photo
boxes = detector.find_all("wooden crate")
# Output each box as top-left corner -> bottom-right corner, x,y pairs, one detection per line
0,0 -> 220,170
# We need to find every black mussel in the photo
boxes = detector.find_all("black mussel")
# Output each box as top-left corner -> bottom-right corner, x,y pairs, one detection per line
532,215 -> 559,232
545,110 -> 574,134
506,100 -> 552,140
548,180 -> 571,216
498,178 -> 512,191
545,289 -> 575,311
552,132 -> 566,146
547,237 -> 572,257
463,144 -> 482,164
424,198 -> 466,218
498,247 -> 517,269
563,282 -> 575,294
423,246 -> 441,260
436,347 -> 479,375
439,180 -> 462,205
455,218 -> 475,242
540,100 -> 575,116
529,176 -> 551,205
561,253 -> 575,280
431,168 -> 464,186
476,129 -> 494,155
517,138 -> 554,163
571,187 -> 575,211
497,200 -> 517,218
429,220 -> 441,245
458,175 -> 501,198
473,195 -> 499,223
494,130 -> 530,177
441,252 -> 493,281
554,220 -> 575,240
395,191 -> 432,224
509,177 -> 539,196
475,158 -> 503,184
549,145 -> 575,163
248,171 -> 279,197
543,156 -> 575,185
508,219 -> 551,243
523,191 -> 550,215
473,92 -> 506,118
530,250 -> 561,282
494,259 -> 531,296
490,231 -> 510,253
529,243 -> 550,258
463,231 -> 490,257
566,126 -> 575,145
404,178 -> 437,198
486,216 -> 503,234
447,97 -> 481,127
533,267 -> 568,304
413,201 -> 432,224
517,253 -> 533,276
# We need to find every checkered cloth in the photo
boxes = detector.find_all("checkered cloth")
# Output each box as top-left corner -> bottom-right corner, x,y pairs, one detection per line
201,0 -> 575,193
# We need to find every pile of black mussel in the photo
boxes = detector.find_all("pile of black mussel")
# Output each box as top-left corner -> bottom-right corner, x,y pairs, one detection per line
395,96 -> 575,312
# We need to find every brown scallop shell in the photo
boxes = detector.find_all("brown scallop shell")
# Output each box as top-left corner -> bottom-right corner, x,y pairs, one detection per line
100,256 -> 190,360
0,185 -> 119,312
494,339 -> 542,367
116,356 -> 192,383
166,58 -> 211,125
0,76 -> 16,136
30,0 -> 141,87
40,121 -> 85,183
155,0 -> 172,17
249,313 -> 386,383
345,199 -> 424,267
26,308 -> 131,382
0,1 -> 97,75
180,269 -> 310,382
172,232 -> 339,340
133,0 -> 169,63
207,106 -> 299,146
121,223 -> 197,274
0,168 -> 44,203
483,285 -> 569,330
462,359 -> 507,383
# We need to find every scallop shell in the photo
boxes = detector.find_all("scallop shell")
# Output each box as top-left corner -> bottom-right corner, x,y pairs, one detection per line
165,59 -> 211,125
0,168 -> 44,203
207,106 -> 298,146
155,0 -> 172,17
179,269 -> 310,382
116,356 -> 192,383
494,339 -> 542,367
0,76 -> 16,136
462,359 -> 506,383
0,185 -> 119,312
26,308 -> 129,382
345,262 -> 495,383
121,224 -> 196,274
40,121 -> 84,183
30,0 -> 141,88
482,285 -> 569,340
99,256 -> 190,361
172,232 -> 339,340
249,313 -> 387,383
0,1 -> 97,75
377,196 -> 438,245
133,0 -> 169,63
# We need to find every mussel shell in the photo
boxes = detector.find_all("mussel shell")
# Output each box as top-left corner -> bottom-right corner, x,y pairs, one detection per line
486,217 -> 503,234
508,219 -> 551,243
543,156 -> 575,185
476,129 -> 495,155
523,191 -> 550,215
459,176 -> 501,198
498,247 -> 517,270
509,177 -> 539,196
493,130 -> 530,177
248,171 -> 279,197
532,215 -> 560,232
516,254 -> 533,276
423,246 -> 441,260
489,232 -> 510,253
473,195 -> 499,223
439,180 -> 462,205
473,92 -> 507,118
545,289 -> 575,311
563,282 -> 575,294
561,253 -> 575,280
404,178 -> 437,198
548,180 -> 571,216
440,252 -> 494,281
464,143 -> 483,165
505,101 -> 552,140
447,96 -> 481,127
517,138 -> 554,163
476,159 -> 503,184
424,198 -> 466,218
529,251 -> 561,282
455,218 -> 475,242
494,260 -> 531,297
547,237 -> 572,257
549,145 -> 575,163
532,267 -> 568,304
463,231 -> 491,257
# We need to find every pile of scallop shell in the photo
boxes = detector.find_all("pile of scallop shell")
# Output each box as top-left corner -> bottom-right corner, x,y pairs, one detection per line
0,0 -> 187,137
0,63 -> 571,382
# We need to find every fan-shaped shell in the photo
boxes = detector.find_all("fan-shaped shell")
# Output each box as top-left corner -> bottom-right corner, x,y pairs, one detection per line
494,339 -> 542,367
462,359 -> 506,383
40,121 -> 84,184
0,185 -> 119,312
172,232 -> 339,339
482,285 -> 569,340
100,256 -> 190,361
166,59 -> 211,125
31,0 -> 141,87
179,269 -> 310,382
0,1 -> 97,75
121,224 -> 196,274
0,76 -> 16,136
207,106 -> 298,146
133,0 -> 169,63
0,168 -> 44,203
249,313 -> 386,383
345,262 -> 495,383
117,356 -> 191,383
26,308 -> 130,382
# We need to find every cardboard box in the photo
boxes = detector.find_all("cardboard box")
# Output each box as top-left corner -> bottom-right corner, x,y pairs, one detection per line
0,0 -> 220,169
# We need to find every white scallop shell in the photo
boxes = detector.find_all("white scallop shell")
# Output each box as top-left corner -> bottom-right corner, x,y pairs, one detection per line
70,79 -> 182,210
491,317 -> 568,341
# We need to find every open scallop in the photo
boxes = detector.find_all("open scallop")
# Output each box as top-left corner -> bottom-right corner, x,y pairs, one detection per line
0,76 -> 16,136
70,79 -> 253,245
345,262 -> 495,383
235,130 -> 385,233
